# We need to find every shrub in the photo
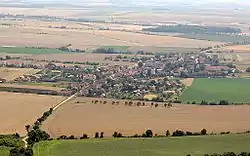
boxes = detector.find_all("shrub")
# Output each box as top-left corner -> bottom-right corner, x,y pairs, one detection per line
166,130 -> 170,137
186,131 -> 193,136
95,132 -> 99,138
201,129 -> 207,135
100,132 -> 104,138
68,135 -> 75,140
113,132 -> 118,138
172,130 -> 185,137
80,134 -> 89,139
145,129 -> 153,138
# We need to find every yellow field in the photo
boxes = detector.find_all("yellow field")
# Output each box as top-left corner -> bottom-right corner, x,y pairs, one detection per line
0,20 -> 224,51
0,92 -> 65,136
42,97 -> 250,137
0,67 -> 40,81
223,45 -> 250,53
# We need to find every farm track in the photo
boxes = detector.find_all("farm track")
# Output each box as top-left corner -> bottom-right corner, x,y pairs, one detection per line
23,93 -> 77,148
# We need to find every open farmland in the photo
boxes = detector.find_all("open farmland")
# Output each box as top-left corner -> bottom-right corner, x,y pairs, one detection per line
42,97 -> 250,137
0,67 -> 40,81
0,147 -> 9,156
180,78 -> 250,103
0,20 -> 224,52
34,134 -> 250,156
29,53 -> 136,66
0,83 -> 63,92
0,47 -> 64,54
221,45 -> 250,53
0,92 -> 65,136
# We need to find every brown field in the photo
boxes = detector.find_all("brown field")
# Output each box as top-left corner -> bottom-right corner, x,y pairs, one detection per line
42,97 -> 250,138
0,92 -> 65,136
0,19 -> 224,51
0,83 -> 63,92
0,67 -> 40,81
30,53 -> 137,66
223,45 -> 250,53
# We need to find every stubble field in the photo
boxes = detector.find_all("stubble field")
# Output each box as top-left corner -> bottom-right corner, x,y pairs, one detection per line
0,92 -> 65,136
0,20 -> 224,52
0,67 -> 40,81
42,97 -> 250,138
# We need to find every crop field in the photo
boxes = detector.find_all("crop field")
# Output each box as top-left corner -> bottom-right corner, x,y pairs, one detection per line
0,83 -> 63,92
178,33 -> 250,43
0,20 -> 224,53
222,45 -> 250,53
0,47 -> 64,54
34,134 -> 250,156
42,97 -> 250,137
0,92 -> 65,136
30,53 -> 136,66
180,78 -> 250,103
0,147 -> 9,156
0,67 -> 40,81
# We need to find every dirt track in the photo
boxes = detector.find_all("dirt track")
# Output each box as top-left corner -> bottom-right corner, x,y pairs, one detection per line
42,98 -> 250,137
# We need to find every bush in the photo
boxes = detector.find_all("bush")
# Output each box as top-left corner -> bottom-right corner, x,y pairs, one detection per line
9,147 -> 33,156
145,129 -> 153,138
172,130 -> 185,137
95,132 -> 99,138
113,132 -> 118,138
186,131 -> 193,136
80,134 -> 89,139
201,129 -> 207,135
100,132 -> 104,138
166,130 -> 170,137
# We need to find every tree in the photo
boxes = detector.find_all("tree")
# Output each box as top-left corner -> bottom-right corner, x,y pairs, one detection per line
201,129 -> 207,135
246,67 -> 250,72
113,132 -> 118,138
172,130 -> 185,136
25,125 -> 30,132
100,132 -> 104,138
145,129 -> 153,138
166,130 -> 170,137
95,132 -> 99,138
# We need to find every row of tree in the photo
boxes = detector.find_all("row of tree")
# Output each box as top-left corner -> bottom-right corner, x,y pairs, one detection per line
186,152 -> 250,156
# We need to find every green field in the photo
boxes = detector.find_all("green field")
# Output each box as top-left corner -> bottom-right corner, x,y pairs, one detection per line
100,46 -> 129,51
180,78 -> 250,103
34,134 -> 250,156
0,147 -> 10,156
178,33 -> 250,43
0,47 -> 64,54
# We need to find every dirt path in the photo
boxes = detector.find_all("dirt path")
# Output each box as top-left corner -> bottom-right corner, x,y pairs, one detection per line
22,93 -> 77,148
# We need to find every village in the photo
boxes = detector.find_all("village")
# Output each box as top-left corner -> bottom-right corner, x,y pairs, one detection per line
0,51 -> 240,102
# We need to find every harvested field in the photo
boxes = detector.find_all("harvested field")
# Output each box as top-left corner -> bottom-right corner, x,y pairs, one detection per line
42,97 -> 250,137
29,53 -> 136,66
0,83 -> 63,92
0,67 -> 40,81
222,45 -> 250,53
0,20 -> 224,51
0,92 -> 65,136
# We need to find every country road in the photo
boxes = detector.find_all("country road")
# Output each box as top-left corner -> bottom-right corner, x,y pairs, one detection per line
22,93 -> 77,148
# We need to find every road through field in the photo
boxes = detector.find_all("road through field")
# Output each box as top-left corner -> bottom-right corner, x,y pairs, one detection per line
23,93 -> 77,148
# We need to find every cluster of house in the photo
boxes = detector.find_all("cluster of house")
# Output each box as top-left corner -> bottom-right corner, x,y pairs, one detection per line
0,51 -> 240,100
107,52 -> 239,78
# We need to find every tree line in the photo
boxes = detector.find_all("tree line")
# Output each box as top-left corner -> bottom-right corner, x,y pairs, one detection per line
142,25 -> 242,34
